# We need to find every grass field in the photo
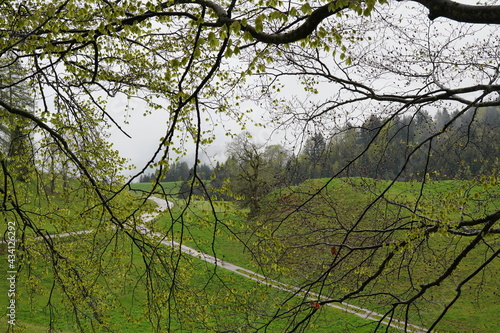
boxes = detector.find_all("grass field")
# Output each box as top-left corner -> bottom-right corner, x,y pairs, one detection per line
129,180 -> 184,194
1,178 -> 498,332
116,178 -> 500,332
0,180 -> 394,332
0,231 -> 387,332
252,177 -> 500,332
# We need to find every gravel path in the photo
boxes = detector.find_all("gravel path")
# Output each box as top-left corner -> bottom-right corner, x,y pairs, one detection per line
1,196 -> 426,332
142,197 -> 427,333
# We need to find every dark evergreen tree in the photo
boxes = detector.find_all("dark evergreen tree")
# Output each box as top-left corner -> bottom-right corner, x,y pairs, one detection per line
302,132 -> 329,178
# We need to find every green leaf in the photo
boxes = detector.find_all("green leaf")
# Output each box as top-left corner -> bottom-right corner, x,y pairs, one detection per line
193,47 -> 201,58
208,31 -> 220,47
230,20 -> 241,33
301,3 -> 312,15
255,16 -> 264,33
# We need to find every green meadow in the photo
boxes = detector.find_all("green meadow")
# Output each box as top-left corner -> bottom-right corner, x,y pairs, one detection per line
251,177 -> 500,332
0,225 -> 384,332
1,178 -> 498,332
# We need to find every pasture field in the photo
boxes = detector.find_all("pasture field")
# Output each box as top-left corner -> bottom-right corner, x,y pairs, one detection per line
129,180 -> 184,195
1,178 -> 498,332
252,177 -> 500,332
0,180 -> 387,332
129,178 -> 500,332
0,231 -> 384,332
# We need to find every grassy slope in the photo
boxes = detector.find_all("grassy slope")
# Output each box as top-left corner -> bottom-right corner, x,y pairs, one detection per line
0,235 -> 381,333
129,181 -> 184,194
0,181 -> 386,332
4,178 -> 497,332
124,179 -> 500,332
254,177 -> 500,333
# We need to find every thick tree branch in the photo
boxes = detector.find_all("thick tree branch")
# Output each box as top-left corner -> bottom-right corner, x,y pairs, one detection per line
243,2 -> 345,44
406,0 -> 500,24
181,0 -> 347,44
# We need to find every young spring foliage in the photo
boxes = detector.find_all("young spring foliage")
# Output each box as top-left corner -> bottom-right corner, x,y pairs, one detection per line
1,0 -> 500,331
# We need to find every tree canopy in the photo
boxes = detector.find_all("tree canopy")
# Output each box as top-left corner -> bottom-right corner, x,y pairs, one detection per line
1,0 -> 500,332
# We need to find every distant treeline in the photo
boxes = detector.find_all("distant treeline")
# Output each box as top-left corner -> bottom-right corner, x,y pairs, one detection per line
314,105 -> 500,181
141,106 -> 500,206
139,162 -> 213,183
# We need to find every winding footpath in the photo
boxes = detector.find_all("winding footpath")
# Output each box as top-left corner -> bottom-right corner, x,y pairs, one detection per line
1,196 -> 428,332
142,197 -> 428,333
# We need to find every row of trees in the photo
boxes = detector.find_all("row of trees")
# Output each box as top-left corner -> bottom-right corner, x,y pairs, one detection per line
139,161 -> 214,183
205,106 -> 500,215
144,107 -> 500,217
145,106 -> 500,215
312,106 -> 500,181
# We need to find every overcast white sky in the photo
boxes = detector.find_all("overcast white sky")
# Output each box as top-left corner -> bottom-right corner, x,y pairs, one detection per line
105,0 -> 499,179
107,95 -> 283,178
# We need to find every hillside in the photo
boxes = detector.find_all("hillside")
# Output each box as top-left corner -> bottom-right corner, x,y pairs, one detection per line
249,177 -> 500,332
0,181 -> 390,332
2,177 -> 498,332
